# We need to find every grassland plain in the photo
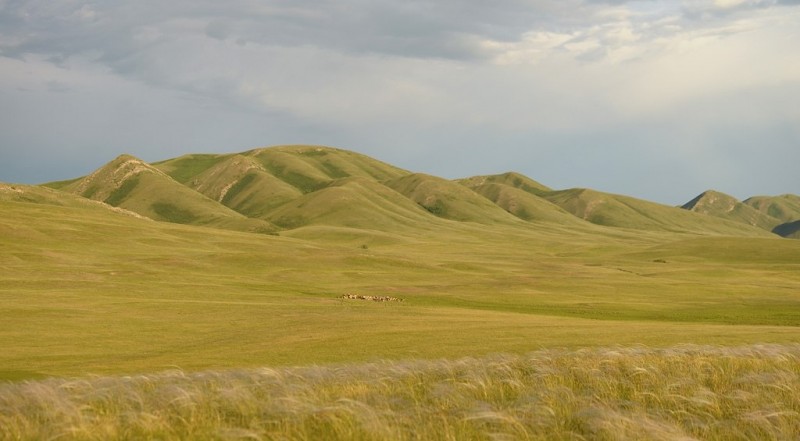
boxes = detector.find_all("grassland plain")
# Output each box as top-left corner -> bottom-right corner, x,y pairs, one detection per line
2,182 -> 800,380
2,145 -> 800,439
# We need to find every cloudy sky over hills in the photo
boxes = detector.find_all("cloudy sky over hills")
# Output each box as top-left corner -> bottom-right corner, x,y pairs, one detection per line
1,0 -> 798,204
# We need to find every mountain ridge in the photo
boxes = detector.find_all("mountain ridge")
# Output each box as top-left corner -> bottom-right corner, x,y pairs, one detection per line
35,145 -> 797,239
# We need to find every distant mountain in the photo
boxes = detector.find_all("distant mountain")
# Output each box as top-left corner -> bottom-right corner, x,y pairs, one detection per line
542,188 -> 772,236
681,190 -> 781,231
37,145 -> 794,239
678,191 -> 800,239
743,195 -> 800,223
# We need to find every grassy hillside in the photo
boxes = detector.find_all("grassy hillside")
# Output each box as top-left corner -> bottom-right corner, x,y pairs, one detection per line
155,145 -> 408,193
150,153 -> 228,184
468,182 -> 584,224
264,176 -> 447,231
3,345 -> 798,440
51,155 -> 276,234
458,171 -> 552,196
1,182 -> 149,220
248,145 -> 409,182
151,145 -> 415,227
385,173 -> 522,224
179,154 -> 303,218
744,194 -> 800,223
542,188 -> 774,236
681,190 -> 781,231
42,146 -> 791,239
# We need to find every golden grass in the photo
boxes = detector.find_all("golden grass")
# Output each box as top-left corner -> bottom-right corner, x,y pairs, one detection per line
2,344 -> 798,440
2,193 -> 800,379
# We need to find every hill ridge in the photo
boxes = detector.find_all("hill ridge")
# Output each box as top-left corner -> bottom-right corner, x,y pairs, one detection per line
681,190 -> 737,212
743,194 -> 800,224
35,145 -> 796,239
457,171 -> 551,196
53,153 -> 277,233
681,189 -> 782,231
72,154 -> 167,201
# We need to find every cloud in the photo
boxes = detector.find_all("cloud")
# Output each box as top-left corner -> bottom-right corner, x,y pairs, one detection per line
0,0 -> 798,202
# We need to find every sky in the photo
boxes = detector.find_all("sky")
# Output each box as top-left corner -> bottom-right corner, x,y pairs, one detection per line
1,0 -> 798,205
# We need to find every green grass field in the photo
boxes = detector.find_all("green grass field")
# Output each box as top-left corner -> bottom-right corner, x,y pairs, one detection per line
2,146 -> 800,439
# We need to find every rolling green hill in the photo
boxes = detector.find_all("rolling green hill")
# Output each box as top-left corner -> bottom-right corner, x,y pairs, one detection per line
681,190 -> 782,231
385,173 -> 523,224
743,194 -> 800,223
456,171 -> 581,224
467,182 -> 584,224
175,154 -> 303,218
248,145 -> 409,182
744,194 -> 800,239
40,146 -> 794,239
48,154 -> 276,234
155,145 -> 408,192
264,176 -> 447,231
457,171 -> 551,196
0,182 -> 149,220
542,188 -> 773,236
151,145 -> 413,226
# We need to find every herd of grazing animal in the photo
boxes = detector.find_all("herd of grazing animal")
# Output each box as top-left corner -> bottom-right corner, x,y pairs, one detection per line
340,294 -> 404,302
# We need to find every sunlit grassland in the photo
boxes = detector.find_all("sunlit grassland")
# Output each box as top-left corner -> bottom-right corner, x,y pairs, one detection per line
2,345 -> 799,440
2,197 -> 800,382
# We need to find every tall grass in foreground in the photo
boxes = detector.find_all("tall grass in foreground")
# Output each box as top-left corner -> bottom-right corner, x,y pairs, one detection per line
1,345 -> 799,440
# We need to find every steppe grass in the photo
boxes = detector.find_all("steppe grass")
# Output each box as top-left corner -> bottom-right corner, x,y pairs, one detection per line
2,344 -> 798,440
2,197 -> 800,378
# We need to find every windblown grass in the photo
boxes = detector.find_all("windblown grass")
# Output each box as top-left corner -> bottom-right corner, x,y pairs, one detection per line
2,344 -> 799,440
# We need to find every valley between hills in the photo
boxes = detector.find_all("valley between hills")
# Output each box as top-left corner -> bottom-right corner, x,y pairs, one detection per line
1,145 -> 800,439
